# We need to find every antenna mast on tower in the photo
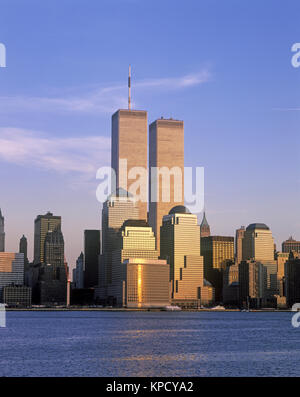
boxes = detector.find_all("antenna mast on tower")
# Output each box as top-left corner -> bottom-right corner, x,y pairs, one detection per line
128,65 -> 131,110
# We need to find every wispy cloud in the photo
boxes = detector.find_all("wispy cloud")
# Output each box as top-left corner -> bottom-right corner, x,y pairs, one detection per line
0,70 -> 211,115
0,127 -> 110,175
273,107 -> 300,111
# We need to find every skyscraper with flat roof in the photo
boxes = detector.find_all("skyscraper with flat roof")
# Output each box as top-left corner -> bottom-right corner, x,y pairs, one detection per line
149,118 -> 184,252
34,212 -> 61,264
242,223 -> 277,306
242,223 -> 274,262
111,109 -> 148,221
0,209 -> 5,252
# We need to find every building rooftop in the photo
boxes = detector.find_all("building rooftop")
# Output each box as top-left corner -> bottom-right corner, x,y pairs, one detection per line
246,223 -> 270,231
121,219 -> 150,229
200,212 -> 209,227
169,205 -> 191,215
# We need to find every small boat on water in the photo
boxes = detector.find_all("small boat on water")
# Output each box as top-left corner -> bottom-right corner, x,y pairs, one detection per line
163,305 -> 182,311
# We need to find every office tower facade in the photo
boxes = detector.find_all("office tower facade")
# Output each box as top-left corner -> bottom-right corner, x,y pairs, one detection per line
101,190 -> 139,287
242,223 -> 275,262
111,109 -> 148,221
84,230 -> 101,288
0,209 -> 5,252
200,212 -> 210,237
73,252 -> 84,289
34,212 -> 61,264
242,223 -> 277,305
109,220 -> 166,306
160,206 -> 210,307
123,258 -> 170,308
44,228 -> 64,267
285,251 -> 300,307
0,252 -> 24,301
235,226 -> 245,264
282,237 -> 300,253
239,260 -> 267,309
201,235 -> 234,301
149,118 -> 184,252
3,285 -> 31,307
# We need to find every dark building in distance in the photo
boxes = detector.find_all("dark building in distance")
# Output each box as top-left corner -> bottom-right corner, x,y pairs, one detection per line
73,252 -> 84,289
44,228 -> 64,267
282,237 -> 300,254
285,251 -> 300,307
200,212 -> 210,237
239,259 -> 267,309
36,263 -> 67,305
84,230 -> 101,288
0,209 -> 5,252
235,226 -> 245,264
3,285 -> 31,307
34,212 -> 61,264
19,235 -> 29,267
30,212 -> 67,305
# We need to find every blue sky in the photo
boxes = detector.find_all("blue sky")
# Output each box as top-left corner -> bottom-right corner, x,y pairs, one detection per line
0,0 -> 299,267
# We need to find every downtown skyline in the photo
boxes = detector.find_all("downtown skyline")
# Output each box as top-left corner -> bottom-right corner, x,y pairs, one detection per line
0,0 -> 299,268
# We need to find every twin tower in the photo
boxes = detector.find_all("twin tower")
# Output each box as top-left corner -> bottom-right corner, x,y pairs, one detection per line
111,109 -> 184,250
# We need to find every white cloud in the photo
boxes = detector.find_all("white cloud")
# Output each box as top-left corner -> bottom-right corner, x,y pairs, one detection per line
0,127 -> 110,175
273,107 -> 300,111
0,70 -> 211,115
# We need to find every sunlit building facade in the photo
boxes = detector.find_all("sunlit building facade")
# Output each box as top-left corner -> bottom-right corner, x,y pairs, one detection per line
101,190 -> 139,286
124,258 -> 170,308
201,235 -> 234,302
160,206 -> 210,307
242,223 -> 275,262
111,109 -> 148,221
149,118 -> 184,252
108,220 -> 170,307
